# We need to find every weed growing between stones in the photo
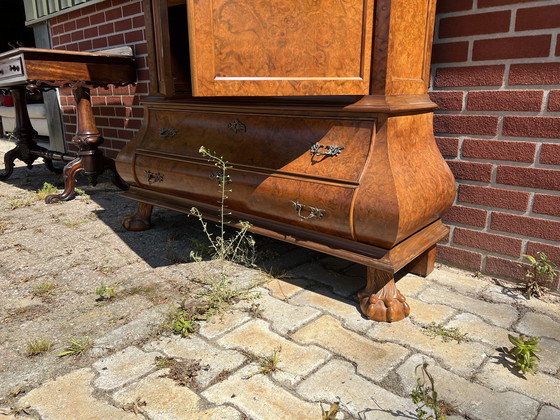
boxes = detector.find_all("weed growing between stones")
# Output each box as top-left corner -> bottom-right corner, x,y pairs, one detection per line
95,284 -> 116,301
422,322 -> 468,343
162,146 -> 261,337
31,281 -> 57,299
57,337 -> 92,358
25,338 -> 53,356
411,362 -> 451,420
321,402 -> 340,419
507,334 -> 540,376
521,252 -> 557,299
243,346 -> 282,379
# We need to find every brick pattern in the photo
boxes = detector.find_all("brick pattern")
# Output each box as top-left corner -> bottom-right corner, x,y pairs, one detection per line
432,0 -> 560,290
49,0 -> 147,159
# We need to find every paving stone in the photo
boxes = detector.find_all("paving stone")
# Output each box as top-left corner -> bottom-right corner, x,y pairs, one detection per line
197,311 -> 251,339
202,365 -> 319,420
447,313 -> 511,347
368,318 -> 491,376
217,319 -> 330,386
397,355 -> 540,420
264,277 -> 314,300
483,285 -> 560,320
296,359 -> 417,419
419,287 -> 519,328
427,266 -> 488,295
537,405 -> 560,420
538,337 -> 560,375
290,289 -> 372,333
20,368 -> 137,420
516,312 -> 560,340
395,273 -> 428,296
288,263 -> 364,297
113,370 -> 242,419
407,296 -> 456,326
477,358 -> 560,407
93,346 -> 159,391
92,306 -> 167,356
292,315 -> 408,381
145,335 -> 246,388
241,292 -> 320,334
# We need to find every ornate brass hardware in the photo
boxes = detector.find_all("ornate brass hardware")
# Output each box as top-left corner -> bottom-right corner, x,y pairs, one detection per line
144,170 -> 164,184
310,143 -> 345,157
228,119 -> 246,133
159,128 -> 178,137
291,201 -> 325,221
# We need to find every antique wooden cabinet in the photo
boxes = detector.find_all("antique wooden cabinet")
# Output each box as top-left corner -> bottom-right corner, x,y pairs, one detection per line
116,0 -> 456,322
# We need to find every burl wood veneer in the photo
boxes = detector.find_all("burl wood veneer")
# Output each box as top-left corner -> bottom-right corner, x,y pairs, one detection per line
116,0 -> 456,322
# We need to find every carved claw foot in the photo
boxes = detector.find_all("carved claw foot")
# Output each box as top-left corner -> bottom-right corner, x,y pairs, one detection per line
123,202 -> 153,231
357,267 -> 410,322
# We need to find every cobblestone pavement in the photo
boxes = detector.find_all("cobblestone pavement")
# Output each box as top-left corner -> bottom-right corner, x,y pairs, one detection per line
0,139 -> 559,419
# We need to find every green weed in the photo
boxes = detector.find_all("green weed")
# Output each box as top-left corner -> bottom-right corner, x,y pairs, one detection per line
423,322 -> 468,343
36,182 -> 58,201
25,338 -> 53,356
508,334 -> 540,375
96,284 -> 116,301
522,252 -> 557,299
31,281 -> 56,298
411,362 -> 448,420
244,346 -> 281,379
57,337 -> 92,357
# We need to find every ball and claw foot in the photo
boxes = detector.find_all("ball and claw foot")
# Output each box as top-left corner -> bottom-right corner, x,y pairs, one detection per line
357,267 -> 410,323
122,203 -> 153,231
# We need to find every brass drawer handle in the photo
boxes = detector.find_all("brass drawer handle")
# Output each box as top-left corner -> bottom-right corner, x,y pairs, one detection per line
228,119 -> 246,133
144,170 -> 164,184
310,143 -> 344,157
291,201 -> 325,221
159,128 -> 178,137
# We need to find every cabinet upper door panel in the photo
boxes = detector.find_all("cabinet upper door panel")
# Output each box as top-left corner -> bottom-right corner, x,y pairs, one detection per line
187,0 -> 374,96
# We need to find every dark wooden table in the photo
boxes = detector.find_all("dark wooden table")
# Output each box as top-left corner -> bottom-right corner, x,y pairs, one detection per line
0,47 -> 136,202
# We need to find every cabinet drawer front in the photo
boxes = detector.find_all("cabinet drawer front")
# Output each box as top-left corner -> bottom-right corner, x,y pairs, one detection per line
0,55 -> 25,85
141,110 -> 373,183
135,155 -> 356,239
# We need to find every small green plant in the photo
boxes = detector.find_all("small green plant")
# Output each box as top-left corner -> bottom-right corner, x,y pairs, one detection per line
57,337 -> 92,357
165,300 -> 204,337
0,220 -> 8,234
25,338 -> 53,356
96,284 -> 116,301
244,347 -> 281,379
321,402 -> 340,420
411,363 -> 447,420
423,322 -> 468,343
522,252 -> 557,299
508,334 -> 540,375
32,281 -> 56,298
189,146 -> 256,268
7,195 -> 34,210
36,182 -> 58,201
155,356 -> 177,370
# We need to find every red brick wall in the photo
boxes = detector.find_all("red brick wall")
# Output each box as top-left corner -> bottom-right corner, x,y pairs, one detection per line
431,0 -> 560,290
48,0 -> 148,159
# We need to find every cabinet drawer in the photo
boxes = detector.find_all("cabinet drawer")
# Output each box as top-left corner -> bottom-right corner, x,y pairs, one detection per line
0,55 -> 25,85
134,154 -> 356,239
139,110 -> 373,184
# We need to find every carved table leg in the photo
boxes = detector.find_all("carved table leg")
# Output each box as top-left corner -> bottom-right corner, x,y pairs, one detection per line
123,202 -> 153,231
45,157 -> 84,203
406,245 -> 436,277
357,267 -> 410,322
0,87 -> 39,179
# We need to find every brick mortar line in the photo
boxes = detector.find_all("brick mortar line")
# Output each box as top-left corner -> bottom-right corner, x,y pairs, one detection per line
433,0 -> 558,19
436,28 -> 560,43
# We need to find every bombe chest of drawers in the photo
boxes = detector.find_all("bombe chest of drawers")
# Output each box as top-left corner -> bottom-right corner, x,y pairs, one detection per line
116,0 -> 456,322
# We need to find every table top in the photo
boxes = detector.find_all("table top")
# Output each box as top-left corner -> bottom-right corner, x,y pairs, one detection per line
0,47 -> 136,88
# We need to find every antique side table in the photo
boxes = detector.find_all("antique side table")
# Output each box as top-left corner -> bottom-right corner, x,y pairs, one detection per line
0,47 -> 136,202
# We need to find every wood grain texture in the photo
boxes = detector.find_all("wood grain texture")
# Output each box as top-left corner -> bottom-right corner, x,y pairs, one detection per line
187,0 -> 374,96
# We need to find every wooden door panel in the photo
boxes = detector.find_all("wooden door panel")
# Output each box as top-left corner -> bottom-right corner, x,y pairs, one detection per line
187,0 -> 374,96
